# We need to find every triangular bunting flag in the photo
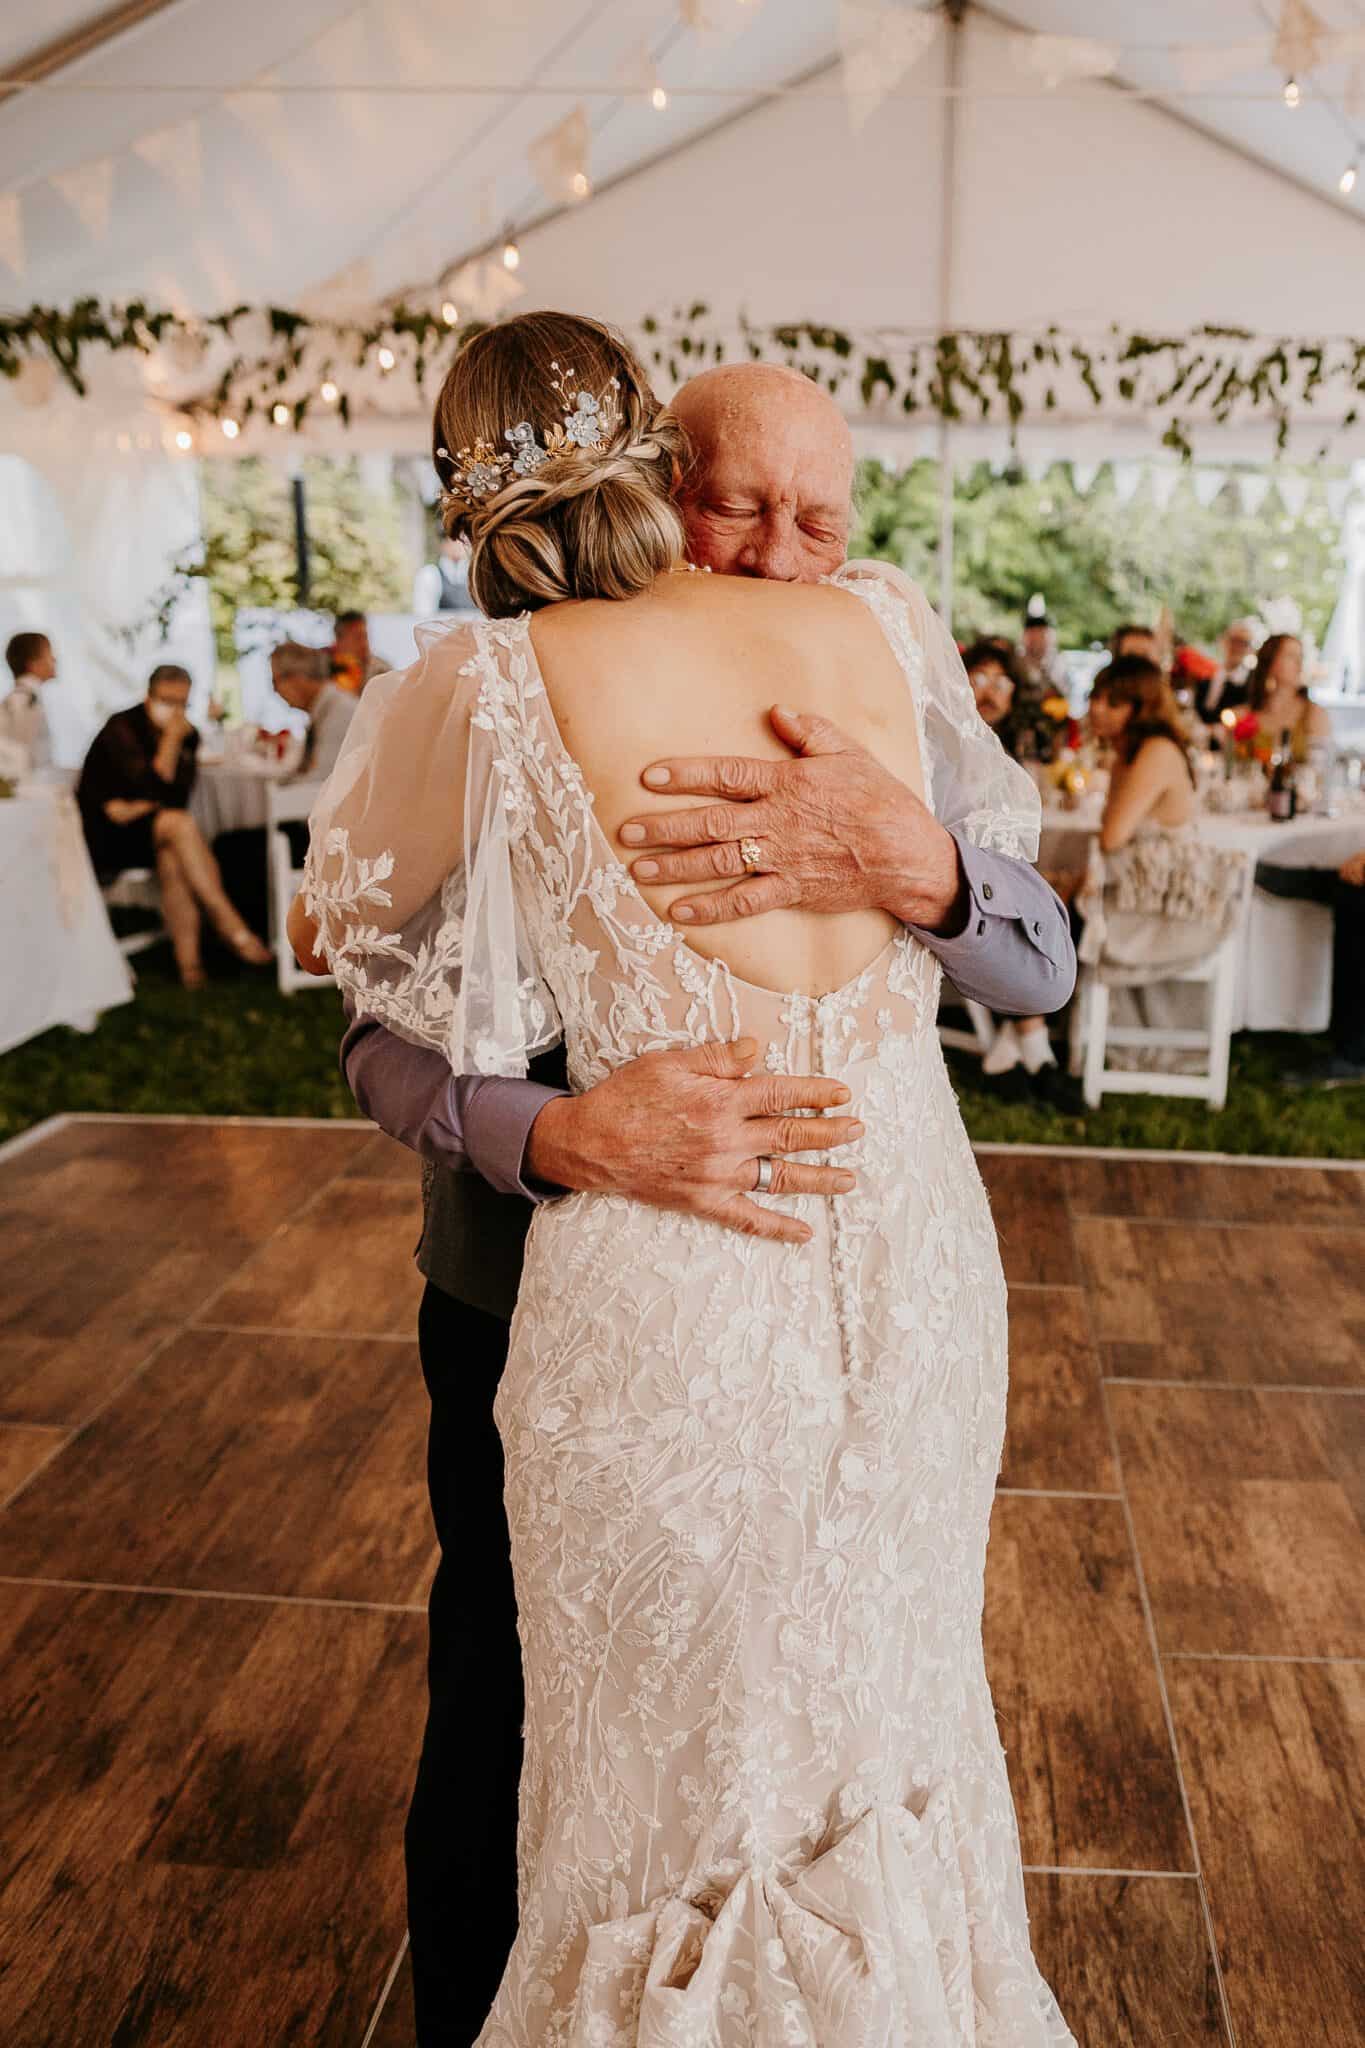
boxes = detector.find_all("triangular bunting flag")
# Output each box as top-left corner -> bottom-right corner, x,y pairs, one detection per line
1273,0 -> 1327,78
1239,474 -> 1272,517
1275,474 -> 1309,520
1325,478 -> 1352,521
1111,461 -> 1143,505
1192,467 -> 1229,508
446,257 -> 524,323
223,77 -> 289,157
529,104 -> 591,205
51,156 -> 114,238
1150,467 -> 1181,511
1070,460 -> 1101,496
0,191 -> 23,276
1018,34 -> 1119,88
839,0 -> 941,133
132,120 -> 202,208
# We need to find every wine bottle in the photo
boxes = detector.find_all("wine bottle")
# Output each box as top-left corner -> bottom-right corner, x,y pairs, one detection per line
1267,729 -> 1297,822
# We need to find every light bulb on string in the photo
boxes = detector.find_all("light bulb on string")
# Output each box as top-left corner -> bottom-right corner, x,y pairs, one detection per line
221,416 -> 240,440
320,379 -> 339,404
1283,76 -> 1301,108
376,344 -> 397,371
502,235 -> 520,271
1341,159 -> 1359,195
173,428 -> 193,451
441,299 -> 459,326
272,401 -> 291,426
571,170 -> 591,199
651,84 -> 668,111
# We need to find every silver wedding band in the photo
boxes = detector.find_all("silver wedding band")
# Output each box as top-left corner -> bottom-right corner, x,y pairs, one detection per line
753,1155 -> 775,1194
739,836 -> 764,874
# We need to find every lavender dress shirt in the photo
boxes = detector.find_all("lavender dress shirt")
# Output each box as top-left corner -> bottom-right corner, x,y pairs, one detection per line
341,829 -> 1074,1313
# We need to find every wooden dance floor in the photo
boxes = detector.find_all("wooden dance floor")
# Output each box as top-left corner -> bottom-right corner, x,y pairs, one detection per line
0,1116 -> 1361,2047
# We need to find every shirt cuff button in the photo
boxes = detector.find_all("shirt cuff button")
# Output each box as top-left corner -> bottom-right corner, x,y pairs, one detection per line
981,882 -> 994,901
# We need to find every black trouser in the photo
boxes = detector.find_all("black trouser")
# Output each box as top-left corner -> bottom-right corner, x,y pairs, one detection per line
1256,859 -> 1365,1062
407,1282 -> 521,2046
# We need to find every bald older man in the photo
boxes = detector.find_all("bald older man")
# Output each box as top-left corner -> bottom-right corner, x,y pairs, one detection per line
345,362 -> 1074,2044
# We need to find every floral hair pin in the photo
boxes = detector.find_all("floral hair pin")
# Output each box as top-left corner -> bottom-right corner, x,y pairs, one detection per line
437,363 -> 622,506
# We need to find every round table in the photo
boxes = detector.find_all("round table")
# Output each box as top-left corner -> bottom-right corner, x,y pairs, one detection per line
0,788 -> 133,1055
1038,798 -> 1365,1033
191,756 -> 298,840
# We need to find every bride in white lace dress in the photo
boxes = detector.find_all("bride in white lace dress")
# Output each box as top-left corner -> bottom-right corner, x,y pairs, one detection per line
304,313 -> 1075,2047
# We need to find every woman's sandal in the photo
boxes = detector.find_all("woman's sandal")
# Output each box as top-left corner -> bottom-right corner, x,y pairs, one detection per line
224,927 -> 272,967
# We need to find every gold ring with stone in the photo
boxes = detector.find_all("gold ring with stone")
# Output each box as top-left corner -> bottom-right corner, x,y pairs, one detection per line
739,837 -> 764,873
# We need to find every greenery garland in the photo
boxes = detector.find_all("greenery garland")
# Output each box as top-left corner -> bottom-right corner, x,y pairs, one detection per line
5,291 -> 1365,458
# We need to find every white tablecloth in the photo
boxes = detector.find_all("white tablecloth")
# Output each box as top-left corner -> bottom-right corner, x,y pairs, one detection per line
191,759 -> 293,840
1038,800 -> 1365,1034
0,790 -> 133,1055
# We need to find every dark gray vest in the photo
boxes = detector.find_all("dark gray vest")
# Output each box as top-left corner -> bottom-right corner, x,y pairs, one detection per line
416,1043 -> 570,1321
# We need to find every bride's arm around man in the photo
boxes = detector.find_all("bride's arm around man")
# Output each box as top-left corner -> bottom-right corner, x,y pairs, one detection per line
328,361 -> 1074,1233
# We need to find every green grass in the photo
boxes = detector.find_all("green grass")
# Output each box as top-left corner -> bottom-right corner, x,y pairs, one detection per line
2,944 -> 1362,1159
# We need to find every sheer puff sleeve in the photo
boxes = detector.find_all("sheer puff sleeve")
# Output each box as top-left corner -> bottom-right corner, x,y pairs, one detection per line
303,616 -> 562,1078
834,560 -> 1041,863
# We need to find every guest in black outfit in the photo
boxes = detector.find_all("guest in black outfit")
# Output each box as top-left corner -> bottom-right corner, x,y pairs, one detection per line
1259,846 -> 1365,1089
77,663 -> 269,989
1194,618 -> 1258,725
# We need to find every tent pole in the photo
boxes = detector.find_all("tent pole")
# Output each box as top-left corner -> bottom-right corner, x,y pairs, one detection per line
937,0 -> 966,631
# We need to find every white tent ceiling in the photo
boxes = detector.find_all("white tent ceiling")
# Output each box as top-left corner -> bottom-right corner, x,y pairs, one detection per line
4,0 -> 1365,321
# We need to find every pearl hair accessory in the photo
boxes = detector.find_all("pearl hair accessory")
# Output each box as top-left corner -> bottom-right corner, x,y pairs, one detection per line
437,362 -> 622,510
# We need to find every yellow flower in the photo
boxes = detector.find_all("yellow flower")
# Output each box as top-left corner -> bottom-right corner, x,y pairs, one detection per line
1041,693 -> 1070,722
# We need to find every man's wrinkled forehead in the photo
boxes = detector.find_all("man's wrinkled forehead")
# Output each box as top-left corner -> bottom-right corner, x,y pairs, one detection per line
678,366 -> 853,504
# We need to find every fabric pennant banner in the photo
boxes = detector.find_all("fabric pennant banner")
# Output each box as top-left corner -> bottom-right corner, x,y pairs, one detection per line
132,119 -> 202,208
447,256 -> 524,323
1239,473 -> 1273,518
1111,460 -> 1143,506
1273,0 -> 1327,78
1192,467 -> 1229,509
839,0 -> 941,133
0,191 -> 23,276
1017,34 -> 1119,89
51,156 -> 114,238
1275,474 -> 1309,520
1070,460 -> 1101,496
1150,467 -> 1181,512
529,104 -> 591,204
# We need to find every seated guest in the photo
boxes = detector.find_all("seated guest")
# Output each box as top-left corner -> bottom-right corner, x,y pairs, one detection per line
1110,622 -> 1160,666
329,610 -> 383,696
1194,617 -> 1258,724
1246,632 -> 1330,760
77,663 -> 269,990
1,630 -> 56,771
1018,609 -> 1066,698
1087,655 -> 1195,847
1258,847 -> 1365,1089
271,642 -> 357,780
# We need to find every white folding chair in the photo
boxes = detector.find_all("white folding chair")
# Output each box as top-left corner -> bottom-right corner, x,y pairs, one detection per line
101,868 -> 168,960
1068,934 -> 1240,1111
936,983 -> 997,1060
266,780 -> 332,995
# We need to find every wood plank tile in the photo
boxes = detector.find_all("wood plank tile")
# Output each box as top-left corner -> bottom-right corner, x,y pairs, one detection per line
1062,1155 -> 1365,1228
0,1221 -> 256,1425
344,1131 -> 423,1184
369,1947 -> 416,2048
0,1426 -> 65,1504
1022,1873 -> 1227,2047
984,1494 -> 1191,1872
1075,1217 -> 1365,1387
1110,1386 -> 1365,1657
207,1180 -> 425,1335
0,1119 -> 372,1240
1001,1289 -> 1116,1494
1167,1657 -> 1365,2047
0,1583 -> 422,2048
976,1153 -> 1081,1286
0,1329 -> 435,1606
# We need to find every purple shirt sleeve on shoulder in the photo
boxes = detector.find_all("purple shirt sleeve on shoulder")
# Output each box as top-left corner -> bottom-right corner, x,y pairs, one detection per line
339,1009 -> 568,1200
904,830 -> 1076,1016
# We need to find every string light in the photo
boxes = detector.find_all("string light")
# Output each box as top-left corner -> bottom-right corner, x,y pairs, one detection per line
320,379 -> 339,404
571,170 -> 591,198
1283,76 -> 1301,108
502,235 -> 520,271
173,427 -> 193,450
1341,159 -> 1359,195
651,84 -> 668,111
376,343 -> 397,370
272,401 -> 290,426
221,416 -> 240,439
441,299 -> 459,325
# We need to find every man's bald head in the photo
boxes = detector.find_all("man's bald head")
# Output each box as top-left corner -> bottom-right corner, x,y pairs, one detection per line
671,363 -> 854,582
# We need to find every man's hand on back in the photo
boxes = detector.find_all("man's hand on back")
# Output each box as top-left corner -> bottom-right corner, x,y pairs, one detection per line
525,1037 -> 862,1247
616,705 -> 967,936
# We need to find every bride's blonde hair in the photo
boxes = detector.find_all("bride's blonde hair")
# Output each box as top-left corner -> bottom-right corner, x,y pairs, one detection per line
432,311 -> 689,617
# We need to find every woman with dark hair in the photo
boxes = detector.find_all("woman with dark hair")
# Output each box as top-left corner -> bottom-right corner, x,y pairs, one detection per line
1247,632 -> 1330,761
1086,654 -> 1195,850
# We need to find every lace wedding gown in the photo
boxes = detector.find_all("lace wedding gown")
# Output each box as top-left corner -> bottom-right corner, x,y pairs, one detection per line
306,564 -> 1075,2048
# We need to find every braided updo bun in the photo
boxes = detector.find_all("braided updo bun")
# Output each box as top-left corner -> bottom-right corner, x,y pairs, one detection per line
432,311 -> 689,618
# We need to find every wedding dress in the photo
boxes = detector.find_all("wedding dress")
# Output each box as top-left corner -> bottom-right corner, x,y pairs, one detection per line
306,562 -> 1076,2048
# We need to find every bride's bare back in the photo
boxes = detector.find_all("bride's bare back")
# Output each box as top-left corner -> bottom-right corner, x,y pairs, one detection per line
530,571 -> 925,999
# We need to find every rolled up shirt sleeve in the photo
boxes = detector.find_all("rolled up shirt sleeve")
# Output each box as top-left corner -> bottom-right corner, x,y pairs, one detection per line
906,830 -> 1076,1016
340,1009 -> 568,1200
